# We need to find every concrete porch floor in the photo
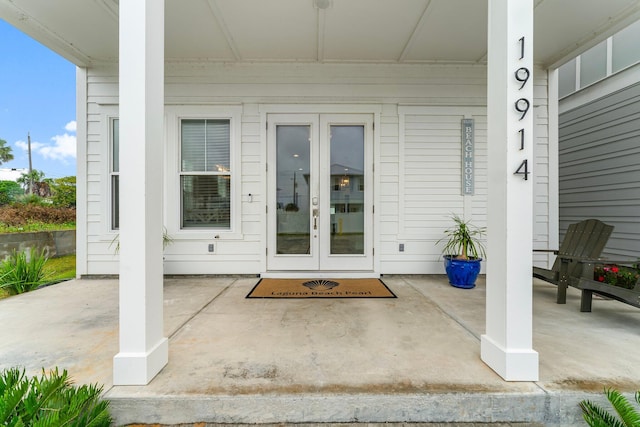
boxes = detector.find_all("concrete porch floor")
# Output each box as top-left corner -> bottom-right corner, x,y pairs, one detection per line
1,275 -> 639,426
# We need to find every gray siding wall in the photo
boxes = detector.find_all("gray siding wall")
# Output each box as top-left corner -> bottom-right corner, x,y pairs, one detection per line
559,82 -> 640,258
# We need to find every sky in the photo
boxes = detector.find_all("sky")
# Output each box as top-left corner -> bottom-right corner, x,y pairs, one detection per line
0,19 -> 77,180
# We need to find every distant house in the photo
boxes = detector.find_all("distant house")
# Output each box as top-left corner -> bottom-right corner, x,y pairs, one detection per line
0,168 -> 28,182
558,20 -> 640,259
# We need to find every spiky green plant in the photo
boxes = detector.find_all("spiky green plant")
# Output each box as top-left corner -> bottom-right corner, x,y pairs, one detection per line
437,214 -> 487,260
0,248 -> 49,295
0,367 -> 112,426
580,388 -> 640,427
110,227 -> 174,254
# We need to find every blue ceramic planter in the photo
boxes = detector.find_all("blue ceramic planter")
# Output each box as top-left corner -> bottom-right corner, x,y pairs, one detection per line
443,255 -> 482,289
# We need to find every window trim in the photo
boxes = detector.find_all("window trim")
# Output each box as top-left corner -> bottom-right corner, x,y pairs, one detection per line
179,118 -> 232,229
110,117 -> 120,230
165,105 -> 243,239
98,105 -> 121,242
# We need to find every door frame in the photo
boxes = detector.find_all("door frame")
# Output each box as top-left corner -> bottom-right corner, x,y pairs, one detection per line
266,113 -> 319,271
264,111 -> 376,274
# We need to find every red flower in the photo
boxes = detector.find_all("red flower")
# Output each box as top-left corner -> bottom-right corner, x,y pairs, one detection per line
598,276 -> 605,282
611,266 -> 619,273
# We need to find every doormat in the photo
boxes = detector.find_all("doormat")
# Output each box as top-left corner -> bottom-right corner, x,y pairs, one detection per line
246,278 -> 396,299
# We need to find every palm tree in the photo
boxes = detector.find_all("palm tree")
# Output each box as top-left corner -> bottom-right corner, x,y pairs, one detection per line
0,139 -> 14,165
580,389 -> 640,426
17,169 -> 45,191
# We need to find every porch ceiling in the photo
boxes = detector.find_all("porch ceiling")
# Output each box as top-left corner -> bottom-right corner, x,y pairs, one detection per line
1,0 -> 640,69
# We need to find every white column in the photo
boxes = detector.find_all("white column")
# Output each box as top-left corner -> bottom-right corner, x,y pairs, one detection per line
481,0 -> 539,381
113,0 -> 167,386
75,67 -> 88,277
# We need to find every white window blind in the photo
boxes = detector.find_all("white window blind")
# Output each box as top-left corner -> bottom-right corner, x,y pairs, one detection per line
181,119 -> 230,172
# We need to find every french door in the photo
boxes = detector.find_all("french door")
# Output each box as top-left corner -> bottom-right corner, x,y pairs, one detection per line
267,114 -> 373,271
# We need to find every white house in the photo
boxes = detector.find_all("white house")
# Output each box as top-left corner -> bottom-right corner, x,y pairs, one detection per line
2,0 -> 639,386
0,168 -> 28,182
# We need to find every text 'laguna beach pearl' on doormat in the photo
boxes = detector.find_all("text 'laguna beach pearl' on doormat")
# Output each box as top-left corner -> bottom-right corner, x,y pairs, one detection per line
246,278 -> 396,298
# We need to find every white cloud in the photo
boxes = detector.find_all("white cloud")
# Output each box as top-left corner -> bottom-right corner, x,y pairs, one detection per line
14,133 -> 76,162
15,140 -> 45,151
65,121 -> 77,132
40,133 -> 76,161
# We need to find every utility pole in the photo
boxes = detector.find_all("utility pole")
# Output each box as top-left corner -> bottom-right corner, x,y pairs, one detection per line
27,132 -> 33,195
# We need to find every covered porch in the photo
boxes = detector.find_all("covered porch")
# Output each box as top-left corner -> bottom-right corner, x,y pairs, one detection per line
3,0 -> 640,391
1,275 -> 638,425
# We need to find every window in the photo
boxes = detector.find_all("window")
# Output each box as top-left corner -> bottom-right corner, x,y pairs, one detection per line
558,58 -> 577,98
180,119 -> 231,229
111,118 -> 119,230
612,20 -> 640,73
557,22 -> 640,98
580,40 -> 607,88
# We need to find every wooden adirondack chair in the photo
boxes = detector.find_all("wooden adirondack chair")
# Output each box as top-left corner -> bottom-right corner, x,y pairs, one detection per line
533,219 -> 613,304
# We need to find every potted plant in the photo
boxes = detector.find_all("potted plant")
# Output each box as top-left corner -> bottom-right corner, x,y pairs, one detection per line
437,214 -> 486,289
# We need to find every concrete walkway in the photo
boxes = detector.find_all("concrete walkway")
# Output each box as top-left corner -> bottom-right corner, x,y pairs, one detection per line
1,275 -> 639,426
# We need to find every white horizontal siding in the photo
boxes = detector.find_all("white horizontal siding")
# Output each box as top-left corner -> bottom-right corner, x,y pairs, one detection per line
533,103 -> 553,266
80,62 -> 551,275
532,71 -> 555,268
387,107 -> 487,274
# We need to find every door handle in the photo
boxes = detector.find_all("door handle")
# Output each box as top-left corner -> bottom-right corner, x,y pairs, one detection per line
313,209 -> 319,230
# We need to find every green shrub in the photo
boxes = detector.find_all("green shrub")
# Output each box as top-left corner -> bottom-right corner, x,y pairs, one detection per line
0,249 -> 49,295
580,388 -> 640,426
0,367 -> 112,426
0,181 -> 23,205
14,193 -> 48,206
50,176 -> 76,208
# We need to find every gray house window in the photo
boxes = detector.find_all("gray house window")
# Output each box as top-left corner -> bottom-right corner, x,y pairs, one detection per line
558,58 -> 577,98
180,119 -> 231,229
558,21 -> 640,98
612,19 -> 640,72
580,40 -> 607,88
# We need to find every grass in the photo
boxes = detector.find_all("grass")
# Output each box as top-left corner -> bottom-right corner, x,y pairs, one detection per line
0,254 -> 76,301
0,222 -> 75,233
43,254 -> 76,283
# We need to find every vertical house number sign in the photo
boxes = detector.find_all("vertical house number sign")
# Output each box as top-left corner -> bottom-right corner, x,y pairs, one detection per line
514,36 -> 530,180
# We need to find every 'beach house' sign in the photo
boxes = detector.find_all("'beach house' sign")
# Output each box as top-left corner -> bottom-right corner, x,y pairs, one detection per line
461,118 -> 474,195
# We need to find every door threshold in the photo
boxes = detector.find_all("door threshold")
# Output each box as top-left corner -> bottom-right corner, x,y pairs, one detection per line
261,271 -> 380,279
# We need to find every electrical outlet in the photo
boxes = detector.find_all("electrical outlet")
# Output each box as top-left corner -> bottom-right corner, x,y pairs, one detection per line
208,243 -> 215,253
399,243 -> 405,252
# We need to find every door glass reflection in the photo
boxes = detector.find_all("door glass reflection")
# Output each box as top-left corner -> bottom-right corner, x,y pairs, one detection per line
276,125 -> 311,254
329,125 -> 365,255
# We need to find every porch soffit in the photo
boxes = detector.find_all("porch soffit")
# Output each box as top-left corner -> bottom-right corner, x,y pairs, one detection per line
1,0 -> 639,69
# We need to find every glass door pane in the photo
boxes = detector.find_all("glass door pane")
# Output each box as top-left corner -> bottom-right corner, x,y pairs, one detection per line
276,125 -> 311,255
329,125 -> 365,255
